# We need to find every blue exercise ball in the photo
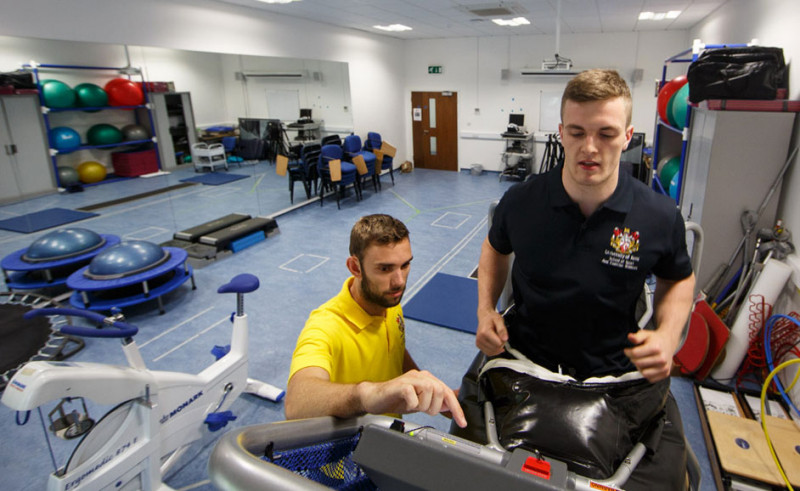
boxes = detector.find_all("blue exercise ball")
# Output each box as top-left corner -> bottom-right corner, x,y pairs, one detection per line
23,228 -> 105,262
87,240 -> 168,279
50,126 -> 82,153
57,166 -> 80,187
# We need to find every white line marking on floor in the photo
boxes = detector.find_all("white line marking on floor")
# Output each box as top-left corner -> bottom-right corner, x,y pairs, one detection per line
403,214 -> 487,305
124,226 -> 170,241
151,314 -> 227,362
279,254 -> 330,273
431,212 -> 471,230
140,306 -> 214,348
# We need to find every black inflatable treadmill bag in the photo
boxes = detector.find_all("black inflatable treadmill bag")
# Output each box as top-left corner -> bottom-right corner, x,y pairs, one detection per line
687,46 -> 787,103
483,368 -> 669,480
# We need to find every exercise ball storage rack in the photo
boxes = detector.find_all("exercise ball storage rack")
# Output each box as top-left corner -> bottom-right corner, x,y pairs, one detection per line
22,62 -> 162,188
650,40 -> 752,204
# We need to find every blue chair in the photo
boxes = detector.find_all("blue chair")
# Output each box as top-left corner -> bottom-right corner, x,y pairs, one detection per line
318,144 -> 359,209
343,134 -> 378,193
365,132 -> 395,188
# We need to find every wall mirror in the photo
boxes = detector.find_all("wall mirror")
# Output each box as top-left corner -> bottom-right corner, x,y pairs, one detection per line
0,34 -> 353,240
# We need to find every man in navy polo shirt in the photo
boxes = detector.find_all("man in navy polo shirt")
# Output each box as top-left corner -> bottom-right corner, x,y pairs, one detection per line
474,69 -> 695,489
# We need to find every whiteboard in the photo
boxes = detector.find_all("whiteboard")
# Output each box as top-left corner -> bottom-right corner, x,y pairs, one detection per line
266,89 -> 300,121
539,90 -> 563,132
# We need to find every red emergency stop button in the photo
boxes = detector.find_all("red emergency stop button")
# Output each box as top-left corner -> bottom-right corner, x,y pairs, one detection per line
522,456 -> 551,479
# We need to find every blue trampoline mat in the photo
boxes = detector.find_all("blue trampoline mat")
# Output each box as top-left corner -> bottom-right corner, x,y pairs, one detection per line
0,208 -> 99,234
180,173 -> 248,186
403,273 -> 478,334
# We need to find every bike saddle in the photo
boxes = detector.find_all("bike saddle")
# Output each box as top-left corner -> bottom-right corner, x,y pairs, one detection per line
217,273 -> 259,294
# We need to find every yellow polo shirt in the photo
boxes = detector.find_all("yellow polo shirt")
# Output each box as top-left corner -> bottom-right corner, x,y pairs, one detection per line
289,277 -> 406,384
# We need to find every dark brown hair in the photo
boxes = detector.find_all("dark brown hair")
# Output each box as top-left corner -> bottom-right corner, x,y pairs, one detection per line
349,214 -> 409,261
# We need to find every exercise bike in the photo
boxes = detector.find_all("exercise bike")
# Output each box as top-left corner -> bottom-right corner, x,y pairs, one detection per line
1,273 -> 284,490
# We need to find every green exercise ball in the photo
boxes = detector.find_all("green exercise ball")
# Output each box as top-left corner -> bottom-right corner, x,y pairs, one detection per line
87,123 -> 123,146
57,166 -> 80,187
658,157 -> 680,192
669,83 -> 690,128
41,79 -> 76,108
74,83 -> 108,110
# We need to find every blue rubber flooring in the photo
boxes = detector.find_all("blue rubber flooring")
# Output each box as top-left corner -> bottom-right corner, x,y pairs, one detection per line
0,165 -> 717,491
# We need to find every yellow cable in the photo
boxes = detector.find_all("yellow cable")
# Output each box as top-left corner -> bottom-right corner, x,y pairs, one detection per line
786,361 -> 800,391
760,358 -> 800,491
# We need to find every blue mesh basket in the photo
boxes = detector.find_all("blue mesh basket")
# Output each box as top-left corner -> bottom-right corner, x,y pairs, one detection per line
265,433 -> 377,490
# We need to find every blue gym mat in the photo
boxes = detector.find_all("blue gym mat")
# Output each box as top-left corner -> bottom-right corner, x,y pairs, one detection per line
180,173 -> 249,186
403,273 -> 478,334
0,208 -> 98,233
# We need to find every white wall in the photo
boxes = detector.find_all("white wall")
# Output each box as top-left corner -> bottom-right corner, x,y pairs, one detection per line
404,31 -> 689,172
0,0 -> 407,160
691,0 -> 800,237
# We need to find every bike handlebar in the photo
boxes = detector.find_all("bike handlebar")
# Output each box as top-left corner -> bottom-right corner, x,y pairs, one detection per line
24,308 -> 139,338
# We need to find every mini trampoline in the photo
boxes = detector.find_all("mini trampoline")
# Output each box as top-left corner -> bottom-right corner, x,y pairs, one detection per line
1,228 -> 120,291
0,291 -> 84,392
66,241 -> 195,314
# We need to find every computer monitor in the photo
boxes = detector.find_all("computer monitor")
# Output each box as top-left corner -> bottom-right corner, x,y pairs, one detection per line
620,132 -> 647,183
508,113 -> 525,127
300,108 -> 312,120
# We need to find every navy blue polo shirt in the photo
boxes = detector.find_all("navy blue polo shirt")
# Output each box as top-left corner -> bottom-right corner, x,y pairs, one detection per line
489,164 -> 693,379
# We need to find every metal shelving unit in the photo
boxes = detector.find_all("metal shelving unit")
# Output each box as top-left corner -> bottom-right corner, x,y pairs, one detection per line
23,62 -> 162,187
651,41 -> 751,204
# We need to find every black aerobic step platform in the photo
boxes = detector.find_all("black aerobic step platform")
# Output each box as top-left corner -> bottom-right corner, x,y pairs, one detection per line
173,213 -> 251,242
199,217 -> 278,250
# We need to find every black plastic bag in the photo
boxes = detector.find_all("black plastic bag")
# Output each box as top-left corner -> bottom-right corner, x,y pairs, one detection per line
0,70 -> 35,89
687,46 -> 787,103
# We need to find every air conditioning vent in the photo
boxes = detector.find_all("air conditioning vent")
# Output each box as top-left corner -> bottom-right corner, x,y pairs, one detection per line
469,7 -> 515,16
238,71 -> 308,79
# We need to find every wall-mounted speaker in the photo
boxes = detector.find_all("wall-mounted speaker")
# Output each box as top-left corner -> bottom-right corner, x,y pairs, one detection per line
500,69 -> 510,80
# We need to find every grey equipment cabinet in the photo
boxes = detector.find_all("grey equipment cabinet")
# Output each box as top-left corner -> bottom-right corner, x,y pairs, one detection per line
0,94 -> 55,204
149,92 -> 198,170
679,107 -> 796,290
500,132 -> 534,181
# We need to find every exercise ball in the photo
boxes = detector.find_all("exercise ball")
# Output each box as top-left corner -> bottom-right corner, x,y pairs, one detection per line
49,126 -> 81,153
105,78 -> 144,106
23,228 -> 105,263
74,82 -> 108,110
669,83 -> 690,128
121,124 -> 150,142
668,170 -> 681,200
57,166 -> 80,187
77,161 -> 107,184
41,79 -> 76,108
87,240 -> 168,279
658,156 -> 680,192
656,76 -> 687,125
87,123 -> 123,146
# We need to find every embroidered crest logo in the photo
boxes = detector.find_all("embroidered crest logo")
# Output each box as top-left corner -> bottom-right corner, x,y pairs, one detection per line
610,227 -> 640,254
396,314 -> 405,338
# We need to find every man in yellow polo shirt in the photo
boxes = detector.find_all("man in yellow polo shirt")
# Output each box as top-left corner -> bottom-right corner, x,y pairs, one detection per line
285,214 -> 466,428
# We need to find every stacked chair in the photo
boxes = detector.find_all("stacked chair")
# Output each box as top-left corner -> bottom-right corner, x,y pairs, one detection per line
364,132 -> 396,188
275,132 -> 396,209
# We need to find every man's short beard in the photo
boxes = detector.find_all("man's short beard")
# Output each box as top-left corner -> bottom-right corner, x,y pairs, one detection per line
360,271 -> 404,309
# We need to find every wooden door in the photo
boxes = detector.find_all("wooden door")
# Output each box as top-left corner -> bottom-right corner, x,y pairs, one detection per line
411,91 -> 457,171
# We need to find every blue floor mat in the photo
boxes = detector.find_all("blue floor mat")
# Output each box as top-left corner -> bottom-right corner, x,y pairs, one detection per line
403,273 -> 478,334
0,207 -> 98,233
180,173 -> 249,185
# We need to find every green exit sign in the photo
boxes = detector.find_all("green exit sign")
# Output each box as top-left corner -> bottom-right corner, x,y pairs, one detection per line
428,65 -> 443,74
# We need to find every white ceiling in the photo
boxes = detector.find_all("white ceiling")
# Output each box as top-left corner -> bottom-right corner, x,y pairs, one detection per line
214,0 -> 729,39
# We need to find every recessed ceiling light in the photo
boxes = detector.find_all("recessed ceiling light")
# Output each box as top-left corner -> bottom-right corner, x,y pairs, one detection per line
639,10 -> 681,21
492,17 -> 530,27
374,24 -> 413,32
